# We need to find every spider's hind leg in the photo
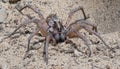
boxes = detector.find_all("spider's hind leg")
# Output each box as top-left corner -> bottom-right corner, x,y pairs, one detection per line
65,6 -> 89,28
84,27 -> 115,52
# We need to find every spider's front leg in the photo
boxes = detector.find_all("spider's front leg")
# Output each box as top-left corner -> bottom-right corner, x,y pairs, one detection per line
44,32 -> 55,64
26,29 -> 40,52
66,28 -> 91,56
44,34 -> 50,65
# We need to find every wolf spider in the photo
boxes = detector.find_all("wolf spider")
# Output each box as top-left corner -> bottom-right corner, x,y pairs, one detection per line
5,5 -> 113,64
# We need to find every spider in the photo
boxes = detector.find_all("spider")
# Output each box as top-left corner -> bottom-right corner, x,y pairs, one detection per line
5,5 -> 113,64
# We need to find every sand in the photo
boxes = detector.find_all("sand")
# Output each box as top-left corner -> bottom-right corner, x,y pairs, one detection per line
0,0 -> 120,69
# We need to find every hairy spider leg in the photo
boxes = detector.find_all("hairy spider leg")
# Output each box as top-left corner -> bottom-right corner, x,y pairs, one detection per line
65,6 -> 89,28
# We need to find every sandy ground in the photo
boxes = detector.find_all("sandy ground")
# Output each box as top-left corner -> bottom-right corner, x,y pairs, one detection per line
0,0 -> 120,69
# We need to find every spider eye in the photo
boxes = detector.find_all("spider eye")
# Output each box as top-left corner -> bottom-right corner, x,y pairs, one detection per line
57,27 -> 62,32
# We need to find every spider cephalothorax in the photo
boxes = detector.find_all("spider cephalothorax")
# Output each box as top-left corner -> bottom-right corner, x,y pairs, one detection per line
4,4 -> 114,64
46,14 -> 67,43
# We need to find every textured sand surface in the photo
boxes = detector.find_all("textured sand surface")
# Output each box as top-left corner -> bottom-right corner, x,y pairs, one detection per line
0,0 -> 120,69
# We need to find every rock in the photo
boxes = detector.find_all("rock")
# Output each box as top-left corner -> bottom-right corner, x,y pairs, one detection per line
0,8 -> 8,23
